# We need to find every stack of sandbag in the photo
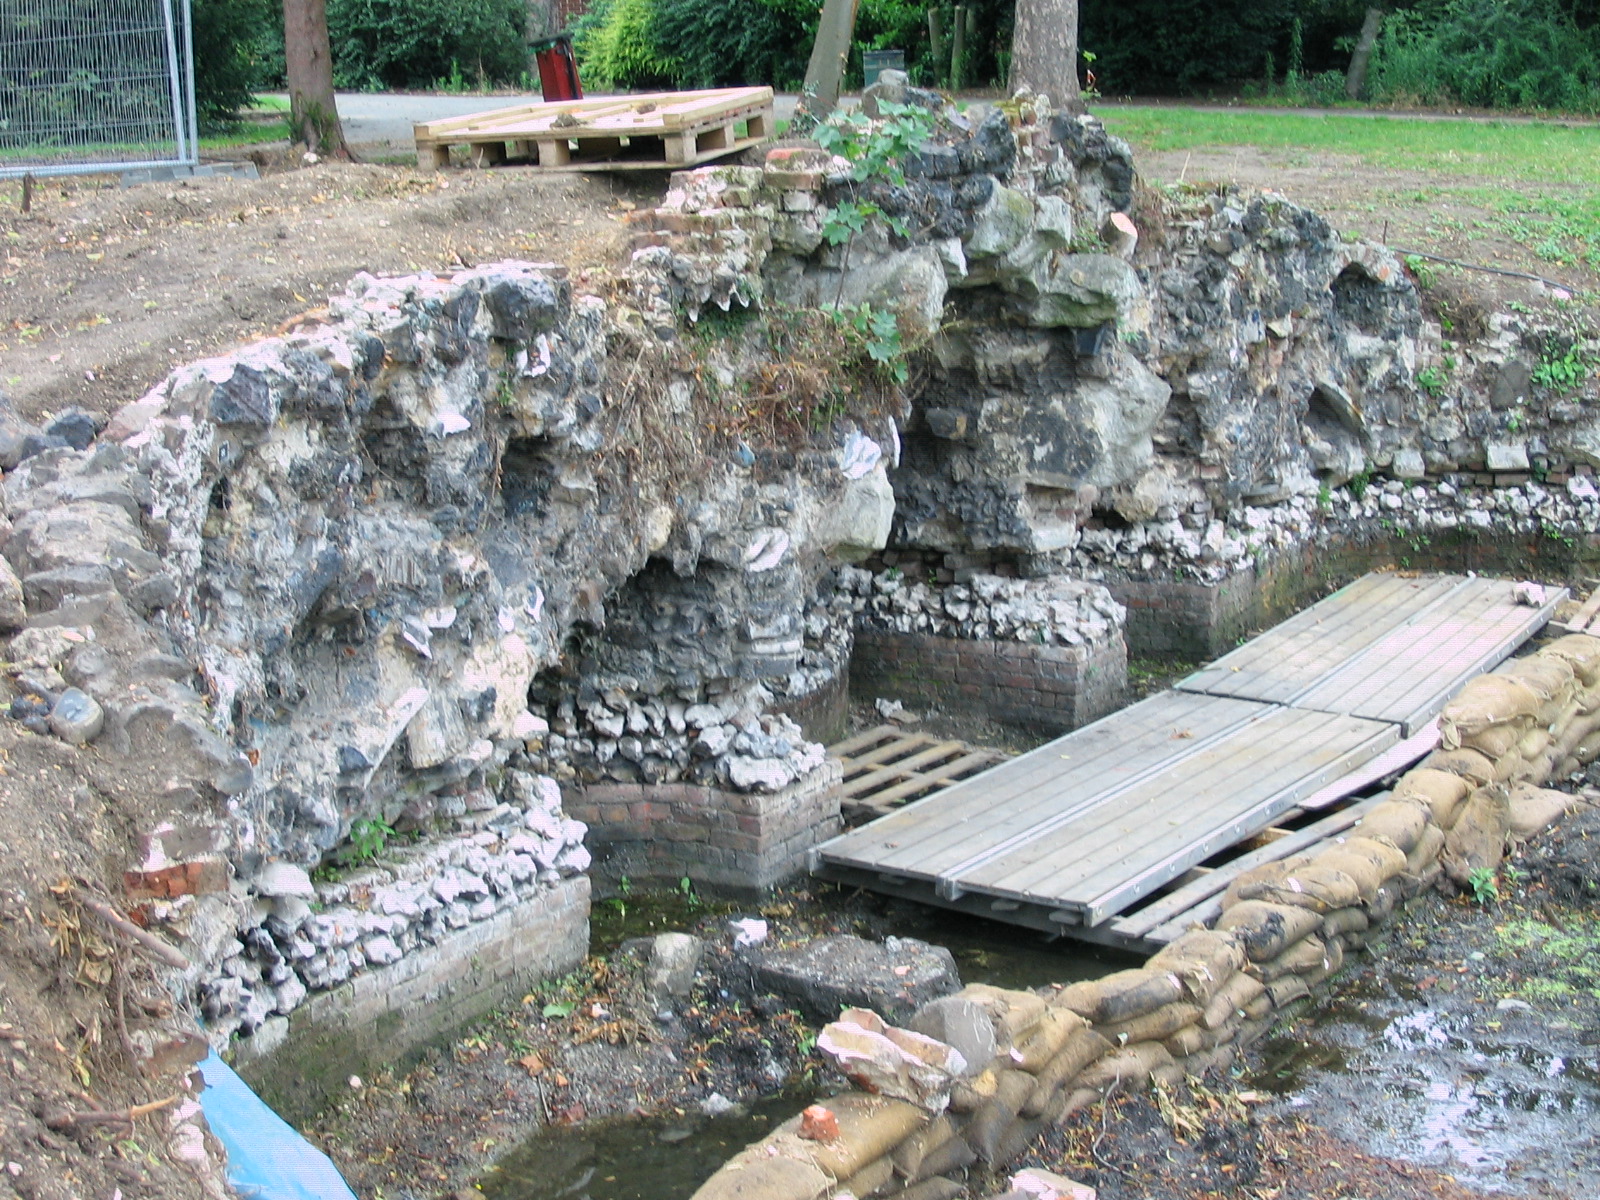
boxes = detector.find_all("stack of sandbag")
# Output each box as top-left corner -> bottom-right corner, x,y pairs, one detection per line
1429,636 -> 1600,788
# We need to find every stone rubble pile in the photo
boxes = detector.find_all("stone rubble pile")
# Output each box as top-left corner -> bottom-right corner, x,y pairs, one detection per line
534,678 -> 828,793
836,566 -> 1126,647
194,769 -> 587,1044
1064,472 -> 1600,584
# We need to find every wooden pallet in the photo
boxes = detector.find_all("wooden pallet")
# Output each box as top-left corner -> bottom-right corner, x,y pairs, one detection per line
1548,578 -> 1600,636
829,725 -> 1009,821
413,87 -> 775,171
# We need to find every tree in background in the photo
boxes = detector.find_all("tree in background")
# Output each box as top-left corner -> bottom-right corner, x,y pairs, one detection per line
282,0 -> 349,156
192,0 -> 277,125
1009,0 -> 1080,108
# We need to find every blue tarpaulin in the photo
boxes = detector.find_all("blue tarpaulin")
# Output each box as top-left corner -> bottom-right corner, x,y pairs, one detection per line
197,1051 -> 359,1200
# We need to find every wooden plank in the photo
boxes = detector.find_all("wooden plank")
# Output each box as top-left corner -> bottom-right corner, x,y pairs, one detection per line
1293,579 -> 1564,731
954,708 -> 1396,917
829,725 -> 904,757
839,733 -> 942,773
1549,579 -> 1600,634
815,692 -> 1269,880
1108,790 -> 1392,940
1296,718 -> 1439,809
1176,573 -> 1450,702
847,750 -> 1005,811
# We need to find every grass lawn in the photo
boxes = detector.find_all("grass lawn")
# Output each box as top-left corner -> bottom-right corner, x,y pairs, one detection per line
1100,106 -> 1600,279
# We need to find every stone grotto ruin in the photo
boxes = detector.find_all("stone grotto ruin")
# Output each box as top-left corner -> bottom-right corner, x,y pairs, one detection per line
2,83 -> 1597,1115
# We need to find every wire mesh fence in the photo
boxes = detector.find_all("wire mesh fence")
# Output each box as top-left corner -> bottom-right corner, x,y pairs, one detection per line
0,0 -> 197,179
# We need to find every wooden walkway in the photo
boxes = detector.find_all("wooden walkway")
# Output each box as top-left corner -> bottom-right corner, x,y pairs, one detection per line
811,573 -> 1563,950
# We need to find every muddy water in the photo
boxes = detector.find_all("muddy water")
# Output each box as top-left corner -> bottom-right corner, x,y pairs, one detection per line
1253,965 -> 1600,1195
479,1091 -> 804,1200
483,887 -> 1124,1200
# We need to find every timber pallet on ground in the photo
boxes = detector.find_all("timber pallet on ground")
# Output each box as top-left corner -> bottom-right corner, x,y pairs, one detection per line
828,724 -> 1010,822
413,87 -> 775,171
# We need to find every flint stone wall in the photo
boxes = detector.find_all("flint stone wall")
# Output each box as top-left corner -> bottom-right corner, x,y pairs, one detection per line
568,759 -> 844,893
235,875 -> 589,1123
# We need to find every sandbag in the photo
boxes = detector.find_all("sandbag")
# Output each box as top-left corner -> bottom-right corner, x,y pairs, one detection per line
689,1154 -> 831,1200
1442,784 -> 1511,887
1073,1042 -> 1174,1093
1462,716 -> 1534,760
891,1115 -> 957,1181
1355,800 -> 1430,853
908,1134 -> 975,1183
1497,654 -> 1577,717
1405,822 -> 1447,876
1241,862 -> 1365,913
1058,1087 -> 1100,1121
1540,634 -> 1600,687
947,1076 -> 987,1114
1213,900 -> 1324,961
1516,727 -> 1552,762
1365,882 -> 1398,924
1009,1008 -> 1087,1073
1242,993 -> 1273,1020
1096,1001 -> 1201,1047
1219,855 -> 1314,911
839,1154 -> 895,1199
1236,1016 -> 1274,1048
779,1093 -> 929,1181
1421,746 -> 1499,786
1311,836 -> 1407,900
897,1177 -> 965,1200
956,984 -> 1047,1048
1554,706 -> 1600,758
1146,929 -> 1247,1006
1201,972 -> 1266,1029
1249,934 -> 1327,983
1306,935 -> 1344,984
965,1071 -> 1035,1163
1263,974 -> 1312,1009
1393,768 -> 1472,827
991,1115 -> 1048,1165
1320,905 -> 1369,939
1507,783 -> 1575,837
1048,968 -> 1184,1025
1441,675 -> 1540,742
1021,1028 -> 1112,1117
1574,731 -> 1600,763
1163,1022 -> 1221,1058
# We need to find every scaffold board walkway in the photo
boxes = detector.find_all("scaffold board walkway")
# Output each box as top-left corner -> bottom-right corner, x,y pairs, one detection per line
810,572 -> 1563,949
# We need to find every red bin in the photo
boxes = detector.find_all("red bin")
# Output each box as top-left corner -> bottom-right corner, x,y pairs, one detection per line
532,35 -> 583,102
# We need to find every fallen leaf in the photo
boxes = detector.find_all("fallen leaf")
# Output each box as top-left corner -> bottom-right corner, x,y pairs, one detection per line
517,1052 -> 545,1076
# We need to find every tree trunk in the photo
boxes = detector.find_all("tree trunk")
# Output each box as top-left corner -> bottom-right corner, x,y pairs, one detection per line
799,0 -> 861,119
1345,6 -> 1385,101
1010,0 -> 1081,111
282,0 -> 349,158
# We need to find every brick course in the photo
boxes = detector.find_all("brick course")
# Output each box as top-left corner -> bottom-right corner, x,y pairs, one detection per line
570,761 -> 843,894
850,630 -> 1128,733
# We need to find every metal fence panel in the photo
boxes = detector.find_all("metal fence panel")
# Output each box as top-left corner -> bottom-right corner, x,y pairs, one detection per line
0,0 -> 197,179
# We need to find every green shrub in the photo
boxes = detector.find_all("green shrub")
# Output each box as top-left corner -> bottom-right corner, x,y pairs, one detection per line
1370,0 -> 1600,113
327,0 -> 530,92
192,0 -> 278,125
571,0 -> 678,90
648,0 -> 812,89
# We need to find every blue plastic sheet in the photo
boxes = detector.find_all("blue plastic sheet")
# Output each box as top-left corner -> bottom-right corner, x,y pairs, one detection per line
197,1051 -> 359,1200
